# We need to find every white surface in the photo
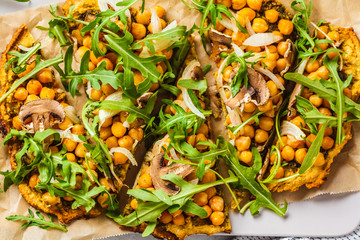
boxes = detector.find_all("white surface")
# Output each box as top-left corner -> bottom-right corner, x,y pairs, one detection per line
1,0 -> 360,238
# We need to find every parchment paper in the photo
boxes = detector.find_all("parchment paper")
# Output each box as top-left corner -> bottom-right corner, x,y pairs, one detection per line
0,0 -> 360,239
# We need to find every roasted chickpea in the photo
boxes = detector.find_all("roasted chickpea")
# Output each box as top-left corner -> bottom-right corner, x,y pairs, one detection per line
306,134 -> 316,148
267,80 -> 279,97
58,116 -> 74,130
195,133 -> 208,151
235,136 -> 251,151
209,196 -> 224,212
287,134 -> 304,149
90,50 -> 104,65
100,127 -> 112,139
90,88 -> 103,101
12,116 -> 23,130
305,59 -> 320,73
243,102 -> 257,113
106,136 -> 119,149
111,122 -> 126,138
328,31 -> 340,42
75,46 -> 90,61
75,142 -> 87,158
259,116 -> 274,131
232,0 -> 246,10
29,174 -> 40,188
313,152 -> 325,167
25,95 -> 39,103
83,35 -> 92,49
63,138 -> 78,152
18,61 -> 35,78
319,107 -> 332,116
114,152 -> 128,165
210,211 -> 225,226
277,41 -> 289,56
265,9 -> 279,23
205,187 -> 217,200
131,23 -> 147,39
252,18 -> 268,33
101,84 -> 115,95
154,6 -> 166,18
247,0 -> 262,11
309,94 -> 323,107
257,100 -> 273,112
223,66 -> 233,82
43,192 -> 60,205
37,68 -> 53,83
129,128 -> 144,141
316,25 -> 328,39
40,87 -> 55,100
194,192 -> 208,206
243,125 -> 255,138
276,58 -> 287,73
237,8 -> 256,22
278,19 -> 293,35
316,66 -> 330,80
72,124 -> 85,135
327,49 -> 340,60
200,205 -> 213,219
200,170 -> 216,184
97,193 -> 109,208
135,10 -> 151,25
255,129 -> 268,143
118,135 -> 134,151
26,79 -> 42,95
239,150 -> 253,165
322,136 -> 334,150
217,0 -> 232,7
281,145 -> 295,161
14,87 -> 28,101
160,210 -> 173,224
98,58 -> 114,71
173,214 -> 185,226
272,166 -> 284,179
66,153 -> 77,162
295,148 -> 307,164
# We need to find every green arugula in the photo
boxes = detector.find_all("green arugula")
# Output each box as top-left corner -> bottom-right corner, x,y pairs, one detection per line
5,43 -> 41,74
177,78 -> 208,95
228,111 -> 264,135
6,209 -> 67,232
59,46 -> 123,97
0,55 -> 63,104
218,137 -> 287,216
107,173 -> 238,237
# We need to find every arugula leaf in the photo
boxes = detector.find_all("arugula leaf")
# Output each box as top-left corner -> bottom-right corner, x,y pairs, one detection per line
105,34 -> 164,99
228,111 -> 264,135
5,43 -> 41,74
218,136 -> 287,216
107,173 -> 238,237
0,55 -> 63,104
6,209 -> 67,232
177,78 -> 208,95
61,46 -> 123,97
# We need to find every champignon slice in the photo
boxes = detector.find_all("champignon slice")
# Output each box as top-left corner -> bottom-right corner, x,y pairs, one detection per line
209,28 -> 233,62
287,83 -> 302,118
137,92 -> 153,109
18,99 -> 65,132
280,39 -> 296,76
150,153 -> 193,195
225,66 -> 270,109
190,66 -> 204,80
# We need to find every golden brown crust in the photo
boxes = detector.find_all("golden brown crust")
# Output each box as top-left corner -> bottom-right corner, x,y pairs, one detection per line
267,26 -> 360,192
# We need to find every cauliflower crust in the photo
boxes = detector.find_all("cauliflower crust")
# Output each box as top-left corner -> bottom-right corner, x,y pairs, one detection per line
267,27 -> 360,192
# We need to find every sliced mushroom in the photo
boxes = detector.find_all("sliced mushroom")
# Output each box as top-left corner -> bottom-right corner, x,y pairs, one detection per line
287,83 -> 302,118
137,92 -> 153,109
280,39 -> 296,76
18,99 -> 65,132
150,153 -> 193,195
209,28 -> 233,62
190,66 -> 204,80
225,67 -> 270,109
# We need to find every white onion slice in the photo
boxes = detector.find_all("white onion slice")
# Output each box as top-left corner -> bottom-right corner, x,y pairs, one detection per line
182,60 -> 201,79
169,148 -> 179,161
86,80 -> 92,98
243,33 -> 283,47
56,128 -> 84,143
297,57 -> 310,74
98,91 -> 123,128
110,147 -> 137,166
254,65 -> 285,90
227,107 -> 242,126
188,178 -> 199,185
280,121 -> 306,140
64,106 -> 80,124
219,14 -> 238,34
231,43 -> 245,57
245,19 -> 255,36
182,89 -> 205,119
150,7 -> 162,34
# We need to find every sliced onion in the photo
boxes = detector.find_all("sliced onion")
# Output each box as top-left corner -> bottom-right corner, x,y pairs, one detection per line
98,91 -> 123,128
150,7 -> 162,33
123,120 -> 130,128
219,14 -> 238,34
243,33 -> 283,47
226,107 -> 242,126
231,43 -> 244,57
182,88 -> 205,119
280,121 -> 306,140
245,19 -> 255,36
64,106 -> 80,124
188,178 -> 199,185
182,60 -> 200,79
56,128 -> 84,143
254,65 -> 285,90
297,57 -> 310,74
247,52 -> 265,63
85,80 -> 92,98
18,45 -> 32,52
110,147 -> 137,166
229,139 -> 235,145
153,134 -> 169,155
169,148 -> 179,161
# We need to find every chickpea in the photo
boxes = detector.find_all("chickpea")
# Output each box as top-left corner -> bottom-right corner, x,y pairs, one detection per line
195,133 -> 208,151
129,128 -> 144,141
43,192 -> 60,205
259,116 -> 274,131
294,148 -> 307,164
106,136 -> 119,149
135,10 -> 151,25
306,134 -> 316,148
235,136 -> 251,151
209,196 -> 224,212
307,72 -> 319,80
287,134 -> 304,149
272,31 -> 283,43
83,35 -> 92,48
277,41 -> 289,56
116,135 -> 133,151
243,102 -> 256,113
313,152 -> 325,167
49,146 -> 59,153
301,87 -> 313,99
276,58 -> 287,73
74,175 -> 83,190
246,46 -> 262,53
265,9 -> 279,23
203,187 -> 217,200
90,88 -> 102,101
252,18 -> 268,33
255,129 -> 268,143
98,58 -> 114,71
101,84 -> 115,95
281,145 -> 295,161
111,122 -> 126,138
278,19 -> 293,35
137,173 -> 152,188
322,136 -> 334,150
58,116 -> 74,130
196,123 -> 209,137
173,214 -> 185,226
75,46 -> 90,61
105,52 -> 118,66
243,125 -> 255,138
257,100 -> 273,112
316,43 -> 328,51
328,31 -> 340,42
171,209 -> 183,218
217,0 -> 231,7
200,205 -> 213,219
29,174 -> 40,188
237,8 -> 256,22
75,142 -> 87,158
63,195 -> 74,201
316,25 -> 328,39
215,20 -> 226,31
160,210 -> 173,224
40,87 -> 55,100
223,66 -> 233,82
90,50 -> 104,65
100,127 -> 112,139
88,62 -> 96,71
266,81 -> 278,97
113,152 -> 127,166
131,23 -> 146,40
241,112 -> 256,124
262,59 -> 276,71
72,124 -> 85,135
18,61 -> 35,78
247,0 -> 262,11
210,211 -> 225,226
239,150 -> 253,165
154,6 -> 166,18
272,166 -> 284,179
98,178 -> 111,191
26,79 -> 42,95
194,192 -> 208,206
232,0 -> 246,10
97,193 -> 109,208
275,136 -> 288,151
63,138 -> 78,152
66,153 -> 77,162
316,66 -> 330,80
343,87 -> 352,99
305,59 -> 320,73
14,87 -> 28,101
37,68 -> 53,83
309,94 -> 323,107
319,107 -> 332,116
327,49 -> 340,60
12,116 -> 22,130
200,170 -> 216,184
